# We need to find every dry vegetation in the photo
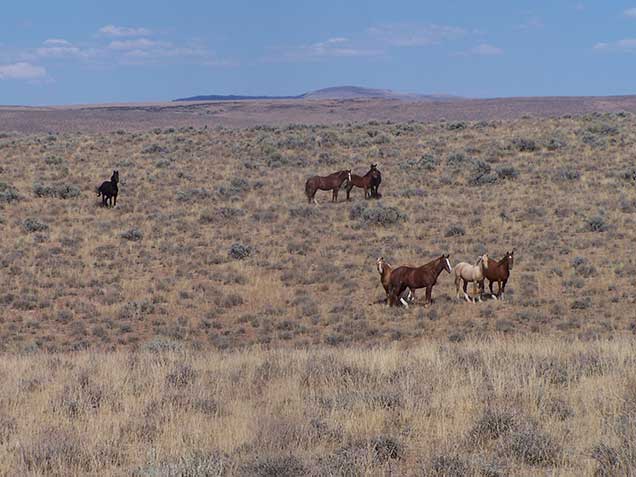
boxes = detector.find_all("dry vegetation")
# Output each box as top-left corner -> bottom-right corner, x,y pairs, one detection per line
2,110 -> 636,474
1,112 -> 636,350
0,338 -> 634,475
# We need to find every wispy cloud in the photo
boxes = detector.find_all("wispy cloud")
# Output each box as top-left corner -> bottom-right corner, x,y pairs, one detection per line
0,62 -> 47,80
35,39 -> 93,59
266,22 -> 466,63
108,38 -> 166,50
2,28 -> 235,73
99,25 -> 151,37
594,38 -> 636,51
368,23 -> 465,47
516,16 -> 544,30
469,43 -> 503,55
265,37 -> 383,62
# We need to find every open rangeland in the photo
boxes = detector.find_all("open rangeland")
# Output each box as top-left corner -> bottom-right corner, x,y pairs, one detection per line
1,113 -> 636,351
2,110 -> 636,475
0,338 -> 635,475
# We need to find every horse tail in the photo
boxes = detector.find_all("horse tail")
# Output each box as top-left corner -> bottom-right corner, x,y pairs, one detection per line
305,179 -> 313,201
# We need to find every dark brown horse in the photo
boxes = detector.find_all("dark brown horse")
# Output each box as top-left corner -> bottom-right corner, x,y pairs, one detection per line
305,169 -> 351,204
346,164 -> 378,200
387,255 -> 452,306
370,165 -> 382,198
480,251 -> 514,300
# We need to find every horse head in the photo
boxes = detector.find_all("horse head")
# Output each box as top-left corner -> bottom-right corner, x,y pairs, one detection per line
442,254 -> 452,273
346,169 -> 352,182
111,170 -> 119,184
481,254 -> 489,270
376,257 -> 385,274
506,250 -> 514,269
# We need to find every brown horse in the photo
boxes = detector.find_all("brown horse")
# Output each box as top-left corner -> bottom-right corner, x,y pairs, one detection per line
387,255 -> 452,306
370,166 -> 381,198
376,257 -> 414,306
346,164 -> 378,200
480,251 -> 514,300
305,169 -> 351,204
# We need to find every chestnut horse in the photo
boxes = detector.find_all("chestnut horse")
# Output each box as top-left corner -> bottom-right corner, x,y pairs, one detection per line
376,257 -> 414,306
305,169 -> 351,204
387,255 -> 452,306
346,164 -> 379,200
481,251 -> 514,300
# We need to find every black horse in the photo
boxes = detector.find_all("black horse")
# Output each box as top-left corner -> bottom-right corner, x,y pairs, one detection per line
370,164 -> 382,198
97,170 -> 119,207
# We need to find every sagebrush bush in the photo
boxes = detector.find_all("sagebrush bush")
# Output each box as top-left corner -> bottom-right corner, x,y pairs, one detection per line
349,204 -> 406,226
121,228 -> 144,241
23,218 -> 48,233
229,243 -> 251,260
0,182 -> 21,203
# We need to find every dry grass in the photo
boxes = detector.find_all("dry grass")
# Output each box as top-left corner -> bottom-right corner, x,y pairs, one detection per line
0,337 -> 632,475
1,113 -> 636,350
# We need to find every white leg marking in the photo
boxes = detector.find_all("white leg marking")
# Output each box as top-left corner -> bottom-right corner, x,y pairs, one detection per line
400,297 -> 409,308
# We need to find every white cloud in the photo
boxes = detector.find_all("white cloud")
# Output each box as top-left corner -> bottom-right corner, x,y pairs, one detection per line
269,36 -> 383,62
43,39 -> 71,46
470,43 -> 503,55
594,38 -> 636,51
624,8 -> 636,17
99,25 -> 151,37
108,38 -> 165,50
36,39 -> 83,58
368,23 -> 465,47
0,62 -> 47,80
266,23 -> 465,63
516,17 -> 544,30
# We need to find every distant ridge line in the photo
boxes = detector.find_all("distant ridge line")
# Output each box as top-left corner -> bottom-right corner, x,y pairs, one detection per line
174,85 -> 463,102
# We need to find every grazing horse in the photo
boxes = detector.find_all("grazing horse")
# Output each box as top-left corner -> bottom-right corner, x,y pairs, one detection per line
376,257 -> 414,306
454,255 -> 487,303
481,251 -> 514,300
346,164 -> 378,200
370,165 -> 382,198
387,255 -> 452,307
97,170 -> 119,207
305,169 -> 351,204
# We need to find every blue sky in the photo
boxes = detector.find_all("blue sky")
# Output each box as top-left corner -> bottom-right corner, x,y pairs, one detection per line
0,1 -> 634,104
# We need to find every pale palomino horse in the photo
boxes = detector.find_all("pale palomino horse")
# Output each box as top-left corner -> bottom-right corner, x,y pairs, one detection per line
453,255 -> 487,303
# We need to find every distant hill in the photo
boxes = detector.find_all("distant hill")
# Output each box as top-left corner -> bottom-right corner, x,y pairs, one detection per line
174,85 -> 463,102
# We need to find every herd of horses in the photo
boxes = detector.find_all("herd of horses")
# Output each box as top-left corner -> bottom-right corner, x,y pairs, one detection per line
305,164 -> 382,204
96,165 -> 513,309
376,252 -> 514,307
305,165 -> 514,307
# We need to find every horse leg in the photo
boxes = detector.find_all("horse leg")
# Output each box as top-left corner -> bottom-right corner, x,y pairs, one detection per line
488,280 -> 496,299
473,280 -> 482,302
462,279 -> 472,303
387,284 -> 397,306
346,184 -> 352,201
113,192 -> 117,207
332,188 -> 338,202
454,275 -> 461,300
500,278 -> 508,301
425,286 -> 433,305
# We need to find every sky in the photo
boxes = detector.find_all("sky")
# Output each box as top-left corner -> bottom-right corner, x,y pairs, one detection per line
0,1 -> 634,105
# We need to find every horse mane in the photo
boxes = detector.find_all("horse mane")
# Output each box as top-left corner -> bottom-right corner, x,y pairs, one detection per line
417,255 -> 443,270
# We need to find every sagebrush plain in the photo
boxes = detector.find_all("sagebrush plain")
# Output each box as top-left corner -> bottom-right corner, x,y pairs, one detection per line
1,108 -> 636,475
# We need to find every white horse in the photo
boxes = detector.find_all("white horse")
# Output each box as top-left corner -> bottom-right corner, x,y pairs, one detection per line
453,255 -> 488,303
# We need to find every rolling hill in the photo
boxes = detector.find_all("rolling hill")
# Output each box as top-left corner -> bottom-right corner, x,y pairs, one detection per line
174,85 -> 463,102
